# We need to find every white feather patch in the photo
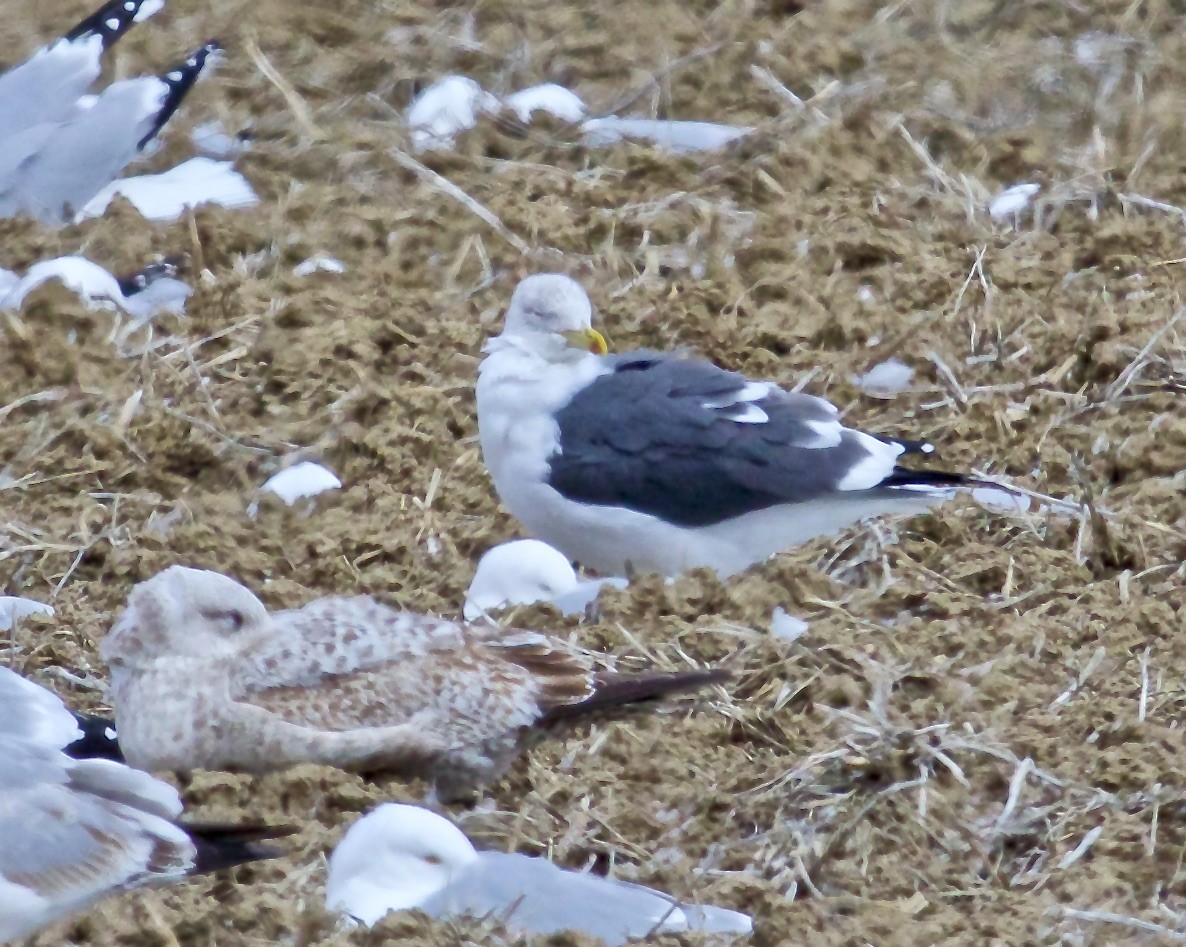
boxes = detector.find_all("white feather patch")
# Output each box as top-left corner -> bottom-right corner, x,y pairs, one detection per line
836,431 -> 902,491
724,404 -> 768,424
0,597 -> 56,631
77,158 -> 258,223
259,462 -> 342,505
733,381 -> 773,403
702,381 -> 772,410
800,418 -> 843,448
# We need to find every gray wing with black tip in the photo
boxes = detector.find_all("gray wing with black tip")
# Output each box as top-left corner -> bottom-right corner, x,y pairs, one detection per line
547,351 -> 966,528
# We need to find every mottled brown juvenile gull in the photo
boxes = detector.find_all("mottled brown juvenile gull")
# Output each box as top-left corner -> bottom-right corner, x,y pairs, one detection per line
101,566 -> 725,799
476,273 -> 977,579
0,666 -> 285,941
326,803 -> 752,943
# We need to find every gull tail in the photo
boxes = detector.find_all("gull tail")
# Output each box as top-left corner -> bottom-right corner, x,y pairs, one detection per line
138,40 -> 222,150
64,0 -> 164,49
543,667 -> 730,722
184,822 -> 295,874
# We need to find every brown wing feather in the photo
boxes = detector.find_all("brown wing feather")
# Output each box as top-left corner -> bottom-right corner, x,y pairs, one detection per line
238,597 -> 724,748
484,633 -> 596,711
240,634 -> 584,748
541,668 -> 731,722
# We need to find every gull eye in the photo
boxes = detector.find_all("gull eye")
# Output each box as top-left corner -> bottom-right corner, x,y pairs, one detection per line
423,854 -> 444,866
199,608 -> 245,633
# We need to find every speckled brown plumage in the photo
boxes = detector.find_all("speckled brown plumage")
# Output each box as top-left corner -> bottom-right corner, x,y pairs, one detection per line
100,566 -> 725,798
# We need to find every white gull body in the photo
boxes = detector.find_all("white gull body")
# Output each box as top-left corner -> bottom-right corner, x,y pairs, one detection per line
326,803 -> 751,944
476,274 -> 969,578
406,75 -> 500,151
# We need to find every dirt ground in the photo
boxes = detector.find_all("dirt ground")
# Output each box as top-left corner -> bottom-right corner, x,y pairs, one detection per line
3,0 -> 1186,943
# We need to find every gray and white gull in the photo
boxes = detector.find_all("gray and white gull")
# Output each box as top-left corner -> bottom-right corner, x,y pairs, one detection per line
477,273 -> 976,578
0,665 -> 284,941
0,0 -> 220,224
0,0 -> 163,137
326,803 -> 752,944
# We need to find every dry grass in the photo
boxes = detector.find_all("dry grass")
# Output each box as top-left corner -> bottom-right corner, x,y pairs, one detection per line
3,0 -> 1186,944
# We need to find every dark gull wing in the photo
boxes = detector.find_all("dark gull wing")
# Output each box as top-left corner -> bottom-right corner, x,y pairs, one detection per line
548,351 -> 967,528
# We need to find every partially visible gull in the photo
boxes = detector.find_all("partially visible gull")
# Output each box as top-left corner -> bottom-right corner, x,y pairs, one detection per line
476,273 -> 978,578
326,803 -> 753,944
463,539 -> 627,620
0,595 -> 54,630
78,155 -> 258,223
0,39 -> 221,224
0,666 -> 286,942
101,565 -> 727,800
0,255 -> 191,323
406,75 -> 500,151
581,117 -> 752,154
0,0 -> 163,137
505,83 -> 586,124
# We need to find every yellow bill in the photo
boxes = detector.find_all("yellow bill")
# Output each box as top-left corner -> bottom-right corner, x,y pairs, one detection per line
562,327 -> 608,355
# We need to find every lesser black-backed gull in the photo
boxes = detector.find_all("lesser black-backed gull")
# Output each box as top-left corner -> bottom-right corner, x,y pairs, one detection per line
476,273 -> 975,578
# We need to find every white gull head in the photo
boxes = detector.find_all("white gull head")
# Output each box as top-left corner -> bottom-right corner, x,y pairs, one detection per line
101,565 -> 270,669
489,273 -> 605,363
463,539 -> 579,620
326,804 -> 478,926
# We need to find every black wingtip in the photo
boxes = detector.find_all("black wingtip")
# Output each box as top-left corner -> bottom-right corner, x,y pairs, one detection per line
891,437 -> 939,456
63,0 -> 163,49
184,822 -> 296,874
545,667 -> 730,722
884,437 -> 989,489
65,713 -> 124,763
115,256 -> 182,297
137,39 -> 222,151
882,467 -> 976,489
